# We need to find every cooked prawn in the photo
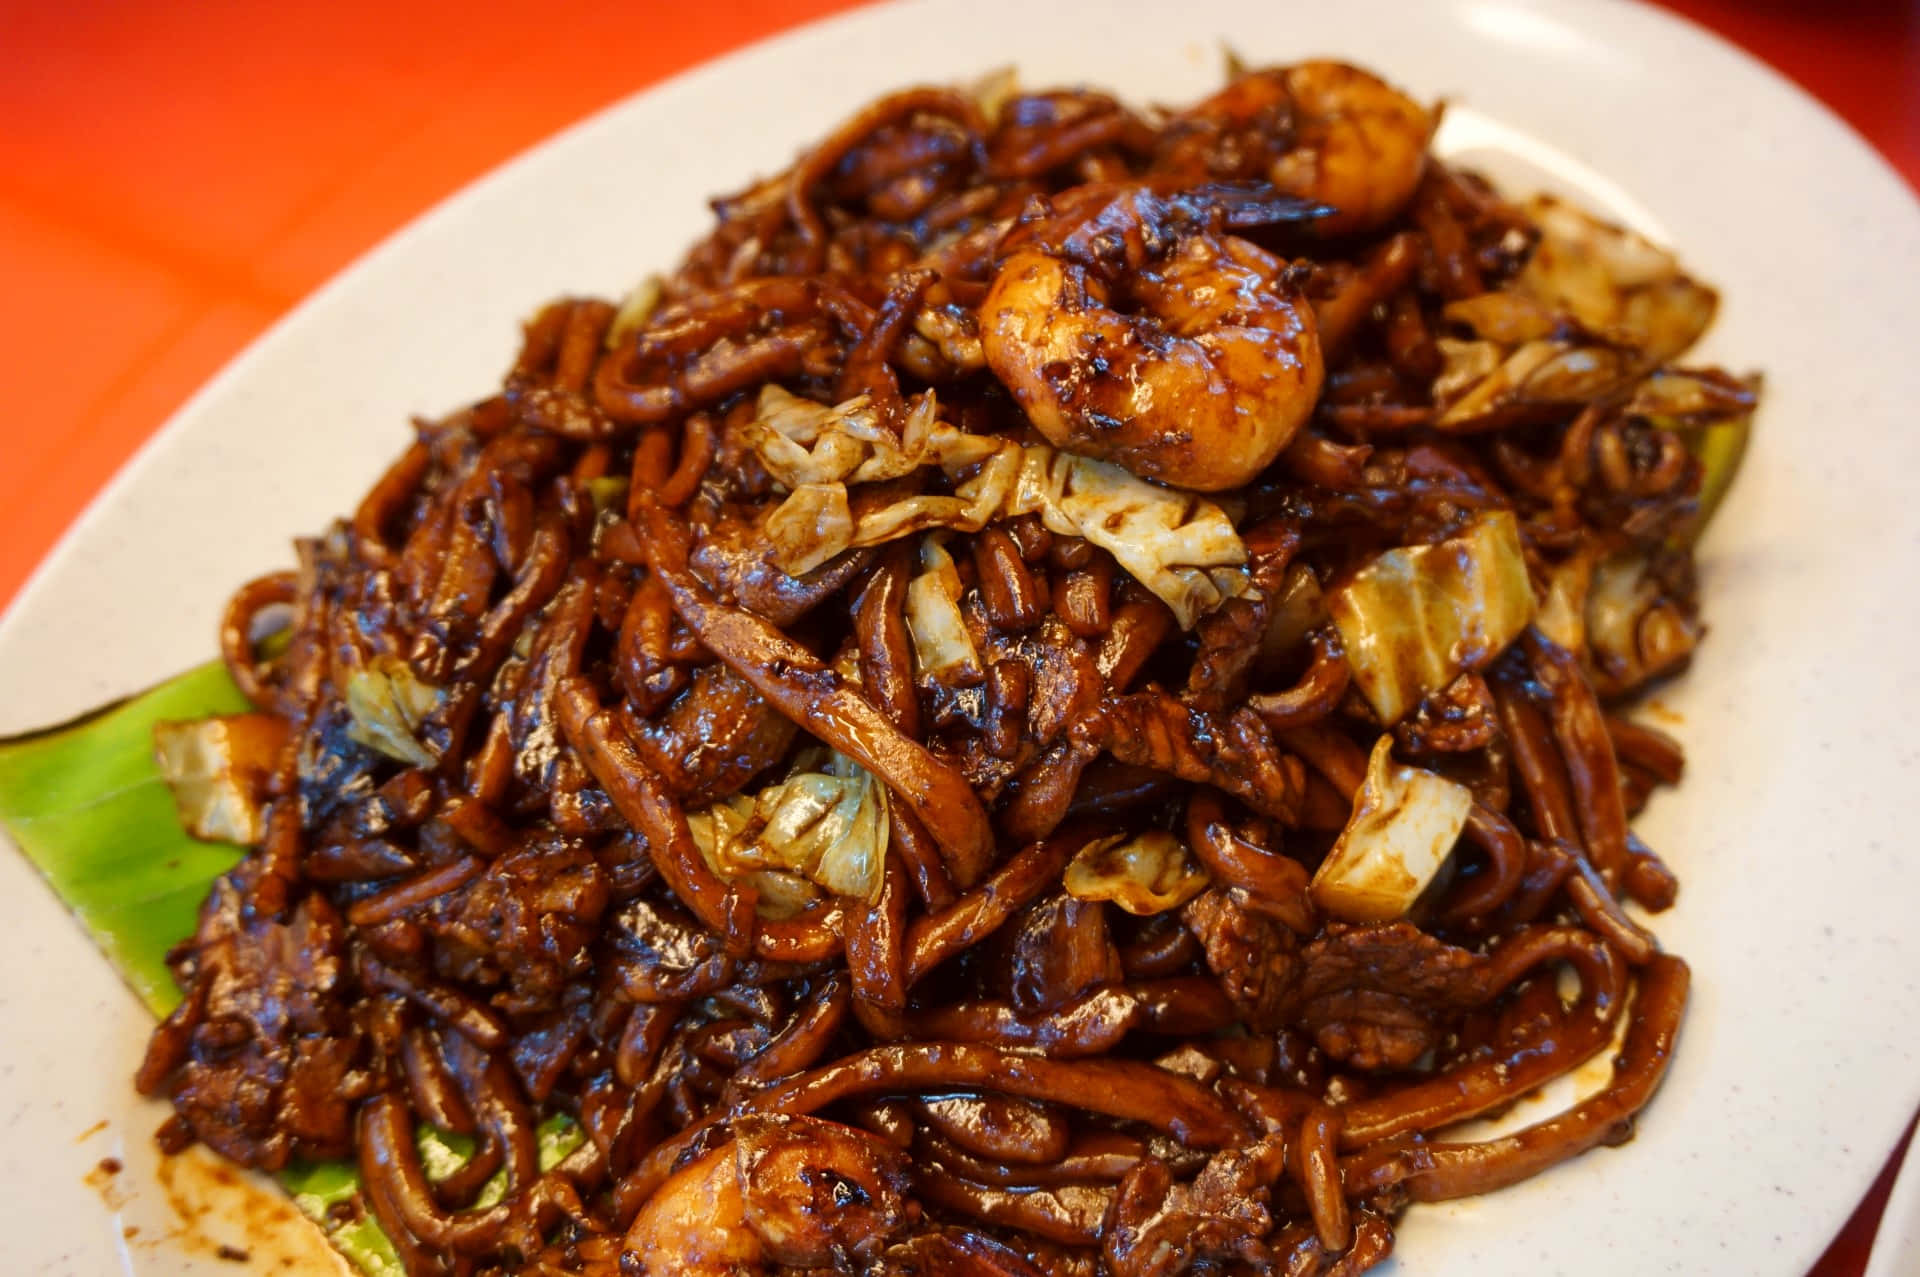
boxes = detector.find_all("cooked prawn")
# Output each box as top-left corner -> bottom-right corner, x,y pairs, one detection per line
1155,68 -> 1297,182
978,185 -> 1324,492
622,1115 -> 916,1274
1269,61 -> 1433,234
1168,62 -> 1433,235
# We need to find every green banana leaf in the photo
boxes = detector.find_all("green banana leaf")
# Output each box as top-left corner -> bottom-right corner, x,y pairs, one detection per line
0,661 -> 579,1275
0,660 -> 251,1014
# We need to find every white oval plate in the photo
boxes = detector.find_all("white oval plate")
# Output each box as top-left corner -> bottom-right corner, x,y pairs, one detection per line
4,0 -> 1918,1272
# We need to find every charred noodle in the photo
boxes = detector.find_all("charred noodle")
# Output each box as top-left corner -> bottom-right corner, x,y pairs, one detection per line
137,59 -> 1754,1275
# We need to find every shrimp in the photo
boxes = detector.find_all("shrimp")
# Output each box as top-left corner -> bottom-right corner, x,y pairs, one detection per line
1270,61 -> 1433,234
1155,69 -> 1297,182
622,1115 -> 917,1274
1166,62 -> 1434,235
978,185 -> 1324,492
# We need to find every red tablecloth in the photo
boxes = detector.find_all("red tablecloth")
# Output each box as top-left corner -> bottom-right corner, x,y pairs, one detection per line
1,1 -> 1914,1269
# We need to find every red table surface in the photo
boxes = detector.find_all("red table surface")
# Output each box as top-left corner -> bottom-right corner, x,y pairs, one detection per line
1,0 -> 1915,1271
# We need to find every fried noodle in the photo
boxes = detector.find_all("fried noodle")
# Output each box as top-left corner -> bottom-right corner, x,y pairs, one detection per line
136,58 -> 1753,1276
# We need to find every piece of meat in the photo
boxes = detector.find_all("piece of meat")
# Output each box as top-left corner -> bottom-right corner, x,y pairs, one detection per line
506,992 -> 594,1102
604,893 -> 732,1004
1007,616 -> 1105,755
625,662 -> 799,806
1286,922 -> 1488,1070
1394,671 -> 1498,756
135,866 -> 370,1169
934,613 -> 1103,803
1183,595 -> 1268,713
1183,892 -> 1488,1070
1181,888 -> 1300,1031
420,839 -> 609,1014
1101,1135 -> 1289,1277
1081,689 -> 1306,822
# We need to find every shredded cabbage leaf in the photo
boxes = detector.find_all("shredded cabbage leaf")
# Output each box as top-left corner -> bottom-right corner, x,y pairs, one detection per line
905,537 -> 983,686
1536,547 -> 1700,698
687,752 -> 890,915
763,482 -> 855,576
606,275 -> 664,351
1432,336 -> 1636,430
1433,198 -> 1717,430
1020,448 -> 1248,629
1535,551 -> 1592,655
748,385 -> 1248,628
746,385 -> 954,488
1516,196 -> 1717,364
342,655 -> 443,768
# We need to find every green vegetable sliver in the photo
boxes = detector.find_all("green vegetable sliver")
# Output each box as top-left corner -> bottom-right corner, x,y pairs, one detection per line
1687,416 -> 1752,541
0,660 -> 582,1273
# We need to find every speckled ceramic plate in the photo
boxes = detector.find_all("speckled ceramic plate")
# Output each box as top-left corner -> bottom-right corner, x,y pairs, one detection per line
3,0 -> 1918,1271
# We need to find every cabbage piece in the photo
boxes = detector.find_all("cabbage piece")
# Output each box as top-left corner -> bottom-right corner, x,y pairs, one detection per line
152,713 -> 288,845
1585,553 -> 1699,694
1438,292 -> 1558,346
898,442 -> 1249,629
751,385 -> 997,569
606,275 -> 664,350
1431,337 -> 1504,405
853,438 -> 1014,549
1432,338 -> 1636,430
1006,449 -> 1249,629
905,537 -> 983,686
764,482 -> 854,576
1311,736 -> 1472,924
1535,551 -> 1593,655
1536,549 -> 1699,695
968,64 -> 1020,124
1328,511 -> 1535,725
1680,416 -> 1751,546
747,384 -> 945,488
748,386 -> 1249,629
1433,198 -> 1718,430
1516,196 -> 1716,364
343,655 -> 443,767
1256,562 -> 1327,676
1063,830 -> 1210,915
1627,368 -> 1758,423
687,753 -> 890,914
